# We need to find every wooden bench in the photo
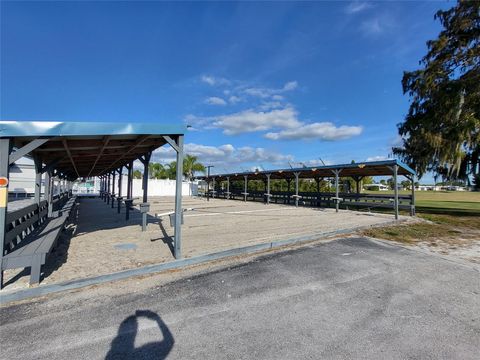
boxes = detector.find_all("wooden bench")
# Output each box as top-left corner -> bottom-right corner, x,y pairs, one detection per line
1,194 -> 76,288
61,196 -> 77,220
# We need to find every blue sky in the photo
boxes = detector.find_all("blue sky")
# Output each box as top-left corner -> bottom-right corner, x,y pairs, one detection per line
1,1 -> 452,180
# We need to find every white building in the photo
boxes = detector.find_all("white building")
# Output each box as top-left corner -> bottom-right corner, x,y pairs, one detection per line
363,183 -> 389,191
8,157 -> 36,199
416,185 -> 442,191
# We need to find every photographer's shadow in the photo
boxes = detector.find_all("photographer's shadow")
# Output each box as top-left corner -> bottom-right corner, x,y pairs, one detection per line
106,310 -> 174,360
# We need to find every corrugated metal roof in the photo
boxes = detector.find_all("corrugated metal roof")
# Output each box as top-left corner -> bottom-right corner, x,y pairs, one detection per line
0,121 -> 185,137
197,159 -> 416,180
1,121 -> 185,179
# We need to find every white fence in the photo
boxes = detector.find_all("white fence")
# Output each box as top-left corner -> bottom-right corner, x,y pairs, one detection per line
117,177 -> 198,197
9,159 -> 199,198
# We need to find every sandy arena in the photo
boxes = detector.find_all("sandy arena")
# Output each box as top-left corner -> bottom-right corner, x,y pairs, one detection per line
1,196 -> 406,291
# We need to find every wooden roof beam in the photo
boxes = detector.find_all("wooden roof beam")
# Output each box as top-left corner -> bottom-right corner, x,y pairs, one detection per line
87,136 -> 111,178
62,139 -> 80,179
100,135 -> 152,175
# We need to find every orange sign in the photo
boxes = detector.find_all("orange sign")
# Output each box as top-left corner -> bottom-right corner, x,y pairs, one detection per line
0,177 -> 8,187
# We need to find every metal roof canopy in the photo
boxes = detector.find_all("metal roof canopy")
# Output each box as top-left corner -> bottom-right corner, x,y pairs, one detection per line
0,121 -> 186,180
0,121 -> 186,287
196,159 -> 416,181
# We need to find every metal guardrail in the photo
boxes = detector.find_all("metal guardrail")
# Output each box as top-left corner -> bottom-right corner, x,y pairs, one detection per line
203,190 -> 413,210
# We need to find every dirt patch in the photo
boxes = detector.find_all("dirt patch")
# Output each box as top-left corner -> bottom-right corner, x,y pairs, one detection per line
362,214 -> 480,264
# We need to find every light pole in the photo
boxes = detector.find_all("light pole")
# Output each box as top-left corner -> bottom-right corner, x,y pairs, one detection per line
206,165 -> 214,201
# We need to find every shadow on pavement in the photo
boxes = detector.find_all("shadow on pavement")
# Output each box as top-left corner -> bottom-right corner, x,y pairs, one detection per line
105,310 -> 174,360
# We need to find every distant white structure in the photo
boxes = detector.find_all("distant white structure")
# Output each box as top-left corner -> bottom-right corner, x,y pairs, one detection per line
9,157 -> 199,198
72,178 -> 101,195
415,184 -> 466,191
363,183 -> 389,191
8,157 -> 69,199
8,157 -> 198,199
8,157 -> 36,198
442,185 -> 466,191
120,177 -> 198,197
416,185 -> 438,191
74,175 -> 198,197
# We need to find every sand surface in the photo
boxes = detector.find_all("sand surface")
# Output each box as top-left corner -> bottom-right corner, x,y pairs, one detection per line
2,196 -> 401,291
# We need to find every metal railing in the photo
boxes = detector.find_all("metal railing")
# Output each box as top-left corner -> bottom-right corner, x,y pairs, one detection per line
204,190 -> 413,211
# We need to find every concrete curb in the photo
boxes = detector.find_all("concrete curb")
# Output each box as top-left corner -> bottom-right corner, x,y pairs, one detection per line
0,219 -> 403,305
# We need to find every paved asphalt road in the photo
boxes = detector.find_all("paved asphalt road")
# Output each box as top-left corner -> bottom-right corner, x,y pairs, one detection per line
1,237 -> 479,359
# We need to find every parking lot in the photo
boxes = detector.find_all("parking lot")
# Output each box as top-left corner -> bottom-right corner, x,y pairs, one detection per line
1,236 -> 478,359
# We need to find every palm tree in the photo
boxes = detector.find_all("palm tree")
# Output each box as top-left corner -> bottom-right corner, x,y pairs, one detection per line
166,161 -> 177,180
144,156 -> 204,181
183,154 -> 206,181
132,170 -> 142,179
148,162 -> 168,179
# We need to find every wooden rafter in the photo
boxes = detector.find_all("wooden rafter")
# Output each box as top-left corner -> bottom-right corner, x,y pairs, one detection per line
62,139 -> 80,178
87,136 -> 111,178
100,135 -> 152,175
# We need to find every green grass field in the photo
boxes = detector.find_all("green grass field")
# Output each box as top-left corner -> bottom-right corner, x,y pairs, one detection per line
362,191 -> 480,245
366,190 -> 480,216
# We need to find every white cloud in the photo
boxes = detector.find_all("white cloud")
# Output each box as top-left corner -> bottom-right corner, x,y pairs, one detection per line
213,107 -> 301,135
243,81 -> 299,99
264,122 -> 363,141
361,18 -> 383,34
186,105 -> 363,141
204,96 -> 227,106
153,142 -> 294,170
237,146 -> 294,164
186,143 -> 235,159
301,159 -> 333,167
192,76 -> 361,142
366,155 -> 390,162
283,81 -> 298,91
228,95 -> 242,104
197,77 -> 295,109
360,14 -> 396,36
258,101 -> 284,111
390,134 -> 403,147
201,75 -> 216,85
345,2 -> 372,14
201,75 -> 230,86
244,87 -> 271,99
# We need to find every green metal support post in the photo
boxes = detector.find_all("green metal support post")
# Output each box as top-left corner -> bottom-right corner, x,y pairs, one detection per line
243,175 -> 248,202
332,169 -> 342,213
0,138 -> 11,289
393,165 -> 399,220
294,172 -> 300,207
265,173 -> 271,205
174,135 -> 184,259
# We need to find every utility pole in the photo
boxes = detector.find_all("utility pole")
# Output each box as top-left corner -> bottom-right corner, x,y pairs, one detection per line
206,165 -> 214,201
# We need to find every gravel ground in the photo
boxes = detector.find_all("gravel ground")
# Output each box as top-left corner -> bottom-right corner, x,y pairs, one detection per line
1,197 -> 403,291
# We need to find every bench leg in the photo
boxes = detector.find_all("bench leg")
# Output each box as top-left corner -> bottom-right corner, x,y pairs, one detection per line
30,255 -> 42,285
